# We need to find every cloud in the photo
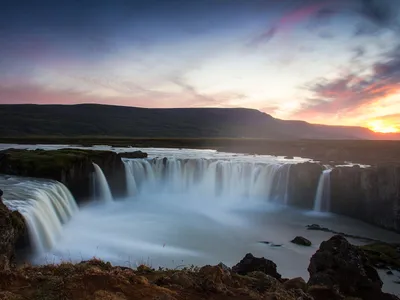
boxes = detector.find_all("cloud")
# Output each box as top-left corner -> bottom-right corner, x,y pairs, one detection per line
352,46 -> 366,60
249,1 -> 334,46
294,45 -> 400,119
318,31 -> 335,39
170,76 -> 220,106
359,0 -> 396,27
354,0 -> 400,36
0,77 -> 247,109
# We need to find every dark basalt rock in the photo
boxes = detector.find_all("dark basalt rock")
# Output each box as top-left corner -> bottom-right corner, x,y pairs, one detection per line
330,165 -> 400,232
0,199 -> 26,270
287,162 -> 324,209
119,151 -> 148,159
308,235 -> 399,300
232,253 -> 281,279
0,149 -> 127,202
291,236 -> 311,246
306,224 -> 378,243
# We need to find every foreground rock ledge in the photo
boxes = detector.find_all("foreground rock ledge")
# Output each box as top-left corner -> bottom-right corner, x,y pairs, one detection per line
0,239 -> 398,299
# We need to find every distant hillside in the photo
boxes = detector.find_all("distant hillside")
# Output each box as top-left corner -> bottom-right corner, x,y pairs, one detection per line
0,104 -> 396,140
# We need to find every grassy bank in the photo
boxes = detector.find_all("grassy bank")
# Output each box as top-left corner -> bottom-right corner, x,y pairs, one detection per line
1,137 -> 400,165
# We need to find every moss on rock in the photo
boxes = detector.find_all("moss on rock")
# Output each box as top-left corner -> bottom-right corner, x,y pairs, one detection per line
360,242 -> 400,269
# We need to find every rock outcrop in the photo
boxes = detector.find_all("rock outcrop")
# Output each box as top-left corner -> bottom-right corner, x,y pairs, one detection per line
119,150 -> 148,158
291,236 -> 312,246
232,253 -> 281,279
287,162 -> 323,208
0,199 -> 25,270
0,258 -> 314,300
308,235 -> 399,300
0,149 -> 127,202
330,165 -> 400,232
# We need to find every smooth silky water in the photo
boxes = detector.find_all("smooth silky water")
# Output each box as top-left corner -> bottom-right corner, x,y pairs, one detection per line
1,145 -> 399,295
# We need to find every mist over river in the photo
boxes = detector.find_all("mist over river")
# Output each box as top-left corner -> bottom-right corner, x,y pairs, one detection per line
1,144 -> 399,295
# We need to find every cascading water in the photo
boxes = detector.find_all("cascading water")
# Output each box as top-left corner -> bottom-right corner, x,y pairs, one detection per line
124,160 -> 138,197
1,176 -> 78,253
92,163 -> 113,203
123,157 -> 292,204
313,169 -> 332,212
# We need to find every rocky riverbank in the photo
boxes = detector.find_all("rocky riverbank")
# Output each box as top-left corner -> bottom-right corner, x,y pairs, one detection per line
0,236 -> 398,299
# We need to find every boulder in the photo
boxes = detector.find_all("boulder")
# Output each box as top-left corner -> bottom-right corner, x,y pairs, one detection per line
308,285 -> 344,300
308,235 -> 399,300
283,277 -> 307,291
232,253 -> 281,279
291,236 -> 312,246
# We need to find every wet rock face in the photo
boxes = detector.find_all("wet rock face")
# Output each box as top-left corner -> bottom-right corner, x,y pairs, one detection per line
307,235 -> 397,300
232,253 -> 281,279
287,162 -> 323,209
330,165 -> 400,232
0,149 -> 128,202
0,200 -> 25,270
89,151 -> 126,199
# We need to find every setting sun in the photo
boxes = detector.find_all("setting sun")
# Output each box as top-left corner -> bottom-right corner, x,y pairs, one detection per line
367,120 -> 399,133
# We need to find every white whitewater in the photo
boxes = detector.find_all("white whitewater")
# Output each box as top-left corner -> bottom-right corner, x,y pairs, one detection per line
92,163 -> 113,203
313,169 -> 332,212
124,160 -> 138,197
1,177 -> 78,253
123,157 -> 291,203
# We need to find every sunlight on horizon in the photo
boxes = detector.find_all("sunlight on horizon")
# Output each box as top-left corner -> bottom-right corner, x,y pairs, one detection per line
367,120 -> 400,133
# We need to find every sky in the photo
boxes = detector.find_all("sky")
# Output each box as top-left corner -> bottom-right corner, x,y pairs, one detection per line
0,0 -> 400,132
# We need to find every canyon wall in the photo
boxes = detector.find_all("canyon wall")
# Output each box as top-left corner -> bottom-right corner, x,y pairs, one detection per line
330,165 -> 400,232
1,149 -> 400,232
287,162 -> 323,209
288,162 -> 400,232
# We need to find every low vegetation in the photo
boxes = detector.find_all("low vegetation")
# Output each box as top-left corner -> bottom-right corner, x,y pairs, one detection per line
0,149 -> 113,179
1,137 -> 400,165
0,258 -> 309,300
361,242 -> 400,270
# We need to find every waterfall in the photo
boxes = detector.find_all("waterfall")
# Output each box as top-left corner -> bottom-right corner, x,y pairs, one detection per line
92,163 -> 113,203
1,177 -> 78,253
313,169 -> 332,212
123,160 -> 137,197
123,157 -> 293,203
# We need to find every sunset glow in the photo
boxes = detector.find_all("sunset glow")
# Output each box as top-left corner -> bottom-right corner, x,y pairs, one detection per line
0,0 -> 399,132
367,120 -> 399,133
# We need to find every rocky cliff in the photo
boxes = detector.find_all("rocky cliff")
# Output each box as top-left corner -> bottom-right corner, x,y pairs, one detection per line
0,149 -> 139,202
330,165 -> 400,232
287,162 -> 323,208
0,199 -> 25,270
285,162 -> 400,233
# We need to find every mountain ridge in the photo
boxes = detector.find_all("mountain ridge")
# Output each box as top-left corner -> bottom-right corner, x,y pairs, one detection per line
0,103 -> 397,140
